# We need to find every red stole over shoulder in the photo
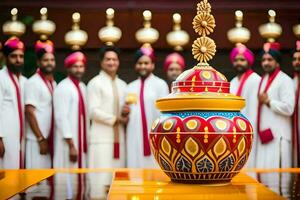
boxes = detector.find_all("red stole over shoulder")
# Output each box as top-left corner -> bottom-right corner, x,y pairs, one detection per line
69,76 -> 87,200
7,69 -> 24,169
293,75 -> 300,167
37,69 -> 55,165
236,69 -> 254,96
257,67 -> 281,137
140,78 -> 151,156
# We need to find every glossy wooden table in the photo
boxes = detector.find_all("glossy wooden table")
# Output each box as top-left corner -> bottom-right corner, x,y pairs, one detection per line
0,169 -> 55,199
109,169 -> 284,200
1,168 -> 299,199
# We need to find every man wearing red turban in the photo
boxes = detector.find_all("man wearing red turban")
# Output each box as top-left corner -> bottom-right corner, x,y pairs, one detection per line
25,40 -> 56,171
53,51 -> 88,199
164,52 -> 185,89
126,46 -> 169,168
229,44 -> 261,170
256,42 -> 295,195
0,37 -> 27,169
24,39 -> 56,198
292,41 -> 300,168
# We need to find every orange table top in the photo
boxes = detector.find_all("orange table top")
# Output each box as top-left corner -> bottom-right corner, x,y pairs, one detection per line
0,169 -> 55,199
0,168 -> 299,199
109,169 -> 284,200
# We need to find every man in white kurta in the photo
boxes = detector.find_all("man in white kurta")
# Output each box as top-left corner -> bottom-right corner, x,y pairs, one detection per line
229,44 -> 261,169
256,42 -> 295,197
24,40 -> 56,199
292,42 -> 300,167
0,38 -> 26,169
53,51 -> 88,199
87,46 -> 127,199
25,40 -> 56,170
127,46 -> 169,168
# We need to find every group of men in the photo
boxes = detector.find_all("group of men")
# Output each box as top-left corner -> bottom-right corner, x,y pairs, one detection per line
229,41 -> 300,195
1,35 -> 300,198
0,37 -> 186,199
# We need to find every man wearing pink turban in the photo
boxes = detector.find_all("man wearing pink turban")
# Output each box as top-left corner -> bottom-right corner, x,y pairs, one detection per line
0,37 -> 27,169
53,51 -> 88,199
164,52 -> 185,89
229,44 -> 261,170
25,40 -> 56,171
126,46 -> 169,168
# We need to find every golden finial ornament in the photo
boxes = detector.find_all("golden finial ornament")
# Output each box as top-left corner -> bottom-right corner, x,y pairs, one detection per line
135,10 -> 159,47
258,10 -> 282,42
98,8 -> 122,46
227,10 -> 251,45
150,0 -> 252,185
32,7 -> 56,41
192,0 -> 216,64
64,12 -> 88,50
2,8 -> 26,37
293,22 -> 300,39
166,13 -> 190,51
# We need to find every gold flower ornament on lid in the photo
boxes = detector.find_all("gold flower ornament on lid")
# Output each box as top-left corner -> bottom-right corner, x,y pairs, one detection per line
192,0 -> 216,64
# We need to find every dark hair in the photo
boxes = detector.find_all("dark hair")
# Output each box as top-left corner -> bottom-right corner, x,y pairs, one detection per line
99,45 -> 120,61
36,49 -> 55,60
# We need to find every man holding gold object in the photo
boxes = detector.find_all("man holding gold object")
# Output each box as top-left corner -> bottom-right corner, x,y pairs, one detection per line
126,46 -> 169,168
87,45 -> 128,198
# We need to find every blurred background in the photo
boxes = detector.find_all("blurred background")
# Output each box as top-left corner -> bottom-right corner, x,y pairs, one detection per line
0,0 -> 299,83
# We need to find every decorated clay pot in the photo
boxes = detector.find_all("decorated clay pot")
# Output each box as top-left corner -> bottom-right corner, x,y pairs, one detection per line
149,65 -> 253,184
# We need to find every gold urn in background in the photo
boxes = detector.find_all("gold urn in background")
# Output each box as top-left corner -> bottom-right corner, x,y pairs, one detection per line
293,22 -> 300,39
149,0 -> 253,184
227,10 -> 250,45
2,8 -> 26,37
32,7 -> 56,41
64,12 -> 88,50
166,13 -> 190,51
135,10 -> 159,47
98,8 -> 122,46
258,10 -> 282,43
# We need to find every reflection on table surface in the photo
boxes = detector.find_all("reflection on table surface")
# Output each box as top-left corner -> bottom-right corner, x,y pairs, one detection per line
0,168 -> 299,200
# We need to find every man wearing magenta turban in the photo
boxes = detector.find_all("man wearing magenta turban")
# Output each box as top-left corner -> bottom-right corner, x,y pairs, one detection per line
0,37 -> 27,169
53,51 -> 88,199
229,44 -> 261,170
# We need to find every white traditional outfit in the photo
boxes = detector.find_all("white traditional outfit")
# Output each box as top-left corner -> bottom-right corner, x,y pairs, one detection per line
229,44 -> 261,169
293,75 -> 300,167
87,70 -> 127,198
292,42 -> 300,168
256,43 -> 295,197
25,40 -> 56,169
126,74 -> 169,168
0,38 -> 26,169
53,52 -> 88,200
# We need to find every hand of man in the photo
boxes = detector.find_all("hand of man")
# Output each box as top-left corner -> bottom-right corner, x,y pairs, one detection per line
69,146 -> 78,163
39,139 -> 49,155
117,116 -> 129,125
258,93 -> 270,105
0,138 -> 5,158
121,105 -> 130,116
